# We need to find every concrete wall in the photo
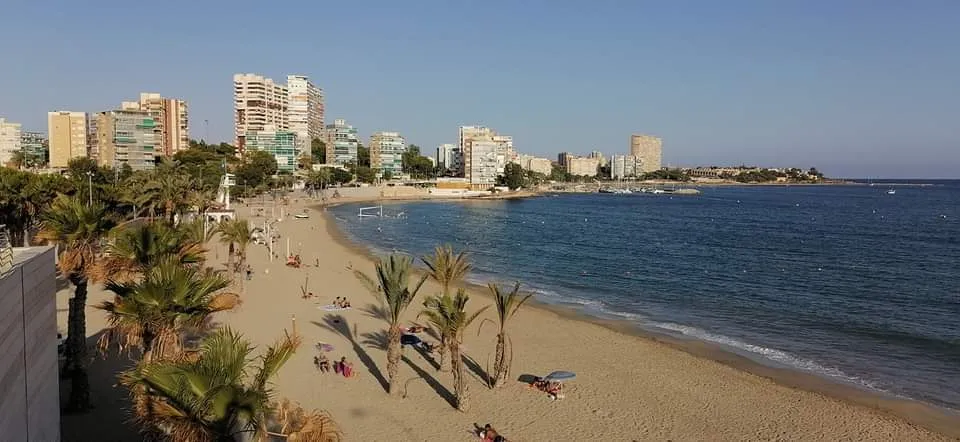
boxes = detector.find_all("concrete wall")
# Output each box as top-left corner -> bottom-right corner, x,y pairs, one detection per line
0,247 -> 60,441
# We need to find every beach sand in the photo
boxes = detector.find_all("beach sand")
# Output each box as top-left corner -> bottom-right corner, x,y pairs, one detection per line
59,194 -> 958,441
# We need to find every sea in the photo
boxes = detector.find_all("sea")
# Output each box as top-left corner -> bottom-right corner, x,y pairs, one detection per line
329,181 -> 960,410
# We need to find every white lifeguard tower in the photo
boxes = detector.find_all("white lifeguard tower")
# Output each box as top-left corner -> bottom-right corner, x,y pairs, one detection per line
206,173 -> 237,224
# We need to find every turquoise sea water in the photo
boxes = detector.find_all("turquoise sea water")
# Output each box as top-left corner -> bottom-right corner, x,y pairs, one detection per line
330,183 -> 960,410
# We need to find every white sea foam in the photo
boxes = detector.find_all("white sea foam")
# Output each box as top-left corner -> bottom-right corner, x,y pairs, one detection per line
648,322 -> 882,390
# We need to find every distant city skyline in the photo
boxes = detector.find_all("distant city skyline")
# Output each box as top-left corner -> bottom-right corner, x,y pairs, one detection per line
1,2 -> 958,178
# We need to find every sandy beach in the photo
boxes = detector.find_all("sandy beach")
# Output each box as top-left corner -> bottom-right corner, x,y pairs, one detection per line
59,193 -> 958,441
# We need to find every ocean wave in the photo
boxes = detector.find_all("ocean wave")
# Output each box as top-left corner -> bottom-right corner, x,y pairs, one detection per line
648,322 -> 882,390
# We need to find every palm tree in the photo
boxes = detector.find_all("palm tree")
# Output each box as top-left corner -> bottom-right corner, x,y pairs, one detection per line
481,282 -> 532,388
419,289 -> 488,411
121,327 -> 313,441
94,221 -> 206,283
354,254 -> 427,396
35,194 -> 115,411
216,218 -> 252,275
96,257 -> 238,362
421,245 -> 471,371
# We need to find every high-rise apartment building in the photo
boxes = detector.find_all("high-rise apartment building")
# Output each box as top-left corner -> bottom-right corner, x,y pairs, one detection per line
464,139 -> 500,190
0,118 -> 22,167
588,150 -> 608,167
122,93 -> 189,157
286,75 -> 324,155
567,157 -> 600,177
610,154 -> 640,178
517,154 -> 553,176
369,131 -> 405,176
558,152 -> 573,168
95,110 -> 158,171
244,125 -> 298,173
436,143 -> 457,171
20,132 -> 48,168
324,119 -> 359,165
630,134 -> 662,173
234,73 -> 288,151
47,111 -> 88,169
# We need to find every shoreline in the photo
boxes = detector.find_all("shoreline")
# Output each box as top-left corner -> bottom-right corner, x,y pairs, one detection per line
317,198 -> 960,438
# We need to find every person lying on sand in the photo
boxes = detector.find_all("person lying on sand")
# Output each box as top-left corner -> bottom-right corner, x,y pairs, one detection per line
316,354 -> 330,373
478,424 -> 505,442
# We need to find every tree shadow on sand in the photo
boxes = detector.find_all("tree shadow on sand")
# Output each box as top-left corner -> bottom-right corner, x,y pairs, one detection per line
361,329 -> 455,406
359,303 -> 390,322
462,354 -> 491,387
313,315 -> 389,392
401,354 -> 456,407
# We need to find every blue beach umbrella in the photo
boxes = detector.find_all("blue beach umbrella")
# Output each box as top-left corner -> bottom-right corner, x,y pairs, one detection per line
543,371 -> 576,382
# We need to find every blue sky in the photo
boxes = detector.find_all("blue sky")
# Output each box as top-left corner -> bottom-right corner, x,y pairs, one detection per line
1,0 -> 958,178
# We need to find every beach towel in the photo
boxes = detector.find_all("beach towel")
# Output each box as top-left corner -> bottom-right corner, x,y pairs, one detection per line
319,305 -> 352,312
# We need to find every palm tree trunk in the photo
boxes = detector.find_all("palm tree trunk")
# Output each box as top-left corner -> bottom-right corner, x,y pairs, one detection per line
227,243 -> 235,275
386,326 -> 402,396
493,333 -> 506,388
438,334 -> 450,372
65,274 -> 91,411
451,343 -> 468,411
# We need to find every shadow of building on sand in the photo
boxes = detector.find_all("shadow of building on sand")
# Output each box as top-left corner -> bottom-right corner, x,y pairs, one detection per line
60,329 -> 140,442
314,315 -> 389,392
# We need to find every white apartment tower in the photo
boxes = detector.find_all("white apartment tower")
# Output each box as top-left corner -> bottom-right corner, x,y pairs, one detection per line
0,118 -> 22,167
234,73 -> 289,151
286,75 -> 324,154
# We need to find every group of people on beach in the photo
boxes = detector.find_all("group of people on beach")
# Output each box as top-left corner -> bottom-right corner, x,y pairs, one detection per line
531,377 -> 565,400
332,297 -> 351,308
314,353 -> 355,378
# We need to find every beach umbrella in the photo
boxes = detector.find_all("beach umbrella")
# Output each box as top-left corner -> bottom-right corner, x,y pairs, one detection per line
543,371 -> 576,382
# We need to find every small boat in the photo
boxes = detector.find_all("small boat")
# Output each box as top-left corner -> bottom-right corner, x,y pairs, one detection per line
886,189 -> 896,195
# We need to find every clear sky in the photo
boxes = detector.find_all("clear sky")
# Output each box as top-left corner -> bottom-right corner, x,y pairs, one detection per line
1,0 -> 958,178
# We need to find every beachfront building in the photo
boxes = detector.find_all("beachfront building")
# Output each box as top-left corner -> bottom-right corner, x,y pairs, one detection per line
0,118 -> 21,167
234,73 -> 288,151
121,93 -> 189,157
286,75 -> 324,155
610,154 -> 640,178
464,138 -> 500,190
589,150 -> 608,167
458,125 -> 494,176
567,157 -> 600,177
436,143 -> 457,172
20,131 -> 48,169
324,119 -> 359,166
369,131 -> 405,177
47,111 -> 88,169
518,154 -> 553,176
94,110 -> 158,171
0,246 -> 61,441
558,152 -> 573,169
244,125 -> 298,173
630,134 -> 662,173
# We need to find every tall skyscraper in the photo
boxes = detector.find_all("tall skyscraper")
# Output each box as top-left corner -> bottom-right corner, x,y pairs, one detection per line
286,75 -> 324,155
233,73 -> 288,151
324,119 -> 359,165
369,131 -> 406,176
630,134 -> 662,173
0,118 -> 21,167
95,110 -> 158,171
122,93 -> 189,157
47,111 -> 88,168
